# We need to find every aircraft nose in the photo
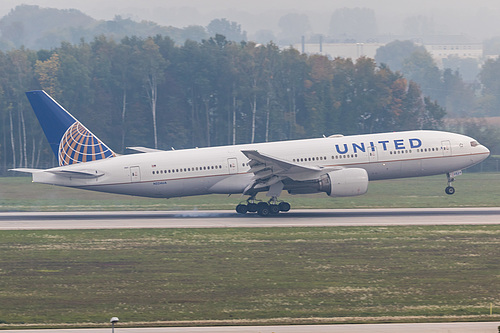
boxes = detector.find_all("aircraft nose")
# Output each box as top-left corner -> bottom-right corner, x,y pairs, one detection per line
470,137 -> 490,159
477,144 -> 490,162
483,145 -> 491,158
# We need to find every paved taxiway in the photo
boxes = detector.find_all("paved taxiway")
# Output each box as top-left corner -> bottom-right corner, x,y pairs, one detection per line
1,207 -> 500,229
1,322 -> 499,332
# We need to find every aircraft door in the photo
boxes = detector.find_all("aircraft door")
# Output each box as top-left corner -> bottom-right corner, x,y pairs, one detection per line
130,166 -> 141,182
228,158 -> 238,174
441,140 -> 452,156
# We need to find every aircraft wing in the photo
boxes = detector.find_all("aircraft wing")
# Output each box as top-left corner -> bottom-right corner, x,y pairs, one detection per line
241,150 -> 340,192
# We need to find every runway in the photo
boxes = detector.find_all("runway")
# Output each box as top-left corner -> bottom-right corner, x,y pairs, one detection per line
0,207 -> 500,229
0,322 -> 499,333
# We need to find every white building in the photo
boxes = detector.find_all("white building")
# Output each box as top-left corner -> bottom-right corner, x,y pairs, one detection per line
424,43 -> 483,67
293,42 -> 384,60
294,39 -> 484,69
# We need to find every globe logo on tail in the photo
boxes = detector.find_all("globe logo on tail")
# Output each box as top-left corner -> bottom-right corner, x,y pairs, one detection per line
58,122 -> 115,166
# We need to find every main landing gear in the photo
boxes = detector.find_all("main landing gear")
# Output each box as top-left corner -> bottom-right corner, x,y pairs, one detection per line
445,172 -> 456,195
236,196 -> 291,216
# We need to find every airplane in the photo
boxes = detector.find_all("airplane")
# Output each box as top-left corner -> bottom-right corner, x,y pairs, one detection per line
11,90 -> 490,216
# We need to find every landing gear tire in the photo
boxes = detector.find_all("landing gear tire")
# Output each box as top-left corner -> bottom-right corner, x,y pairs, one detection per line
247,202 -> 258,213
269,204 -> 280,215
236,204 -> 248,214
257,202 -> 271,216
278,202 -> 291,212
445,186 -> 455,195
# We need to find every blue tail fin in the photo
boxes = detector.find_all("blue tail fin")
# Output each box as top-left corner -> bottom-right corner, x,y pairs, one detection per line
26,90 -> 116,166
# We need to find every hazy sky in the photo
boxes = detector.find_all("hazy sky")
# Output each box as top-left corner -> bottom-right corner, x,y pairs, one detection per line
2,0 -> 500,40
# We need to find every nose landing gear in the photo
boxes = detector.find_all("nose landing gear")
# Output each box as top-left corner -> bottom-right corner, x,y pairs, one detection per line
445,171 -> 460,195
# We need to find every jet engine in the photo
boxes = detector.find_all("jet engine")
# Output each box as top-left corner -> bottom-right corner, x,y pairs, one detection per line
286,168 -> 368,197
322,168 -> 368,197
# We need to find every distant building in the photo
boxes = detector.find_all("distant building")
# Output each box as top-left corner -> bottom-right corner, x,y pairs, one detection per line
424,43 -> 483,67
293,42 -> 384,60
294,37 -> 485,70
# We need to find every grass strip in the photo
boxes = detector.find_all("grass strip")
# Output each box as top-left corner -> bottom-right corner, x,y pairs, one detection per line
0,226 -> 499,327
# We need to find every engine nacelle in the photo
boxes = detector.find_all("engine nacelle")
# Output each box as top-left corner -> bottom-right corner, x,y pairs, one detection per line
321,168 -> 369,197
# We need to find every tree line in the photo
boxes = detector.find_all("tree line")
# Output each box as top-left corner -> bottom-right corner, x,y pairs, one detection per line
0,34 -> 450,173
0,5 -> 245,51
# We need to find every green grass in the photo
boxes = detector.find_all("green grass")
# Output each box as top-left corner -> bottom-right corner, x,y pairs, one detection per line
0,226 -> 499,327
1,173 -> 499,211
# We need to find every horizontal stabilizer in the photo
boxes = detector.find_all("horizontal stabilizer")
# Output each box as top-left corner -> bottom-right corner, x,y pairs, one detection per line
126,146 -> 164,153
48,169 -> 104,178
9,168 -> 44,174
10,167 -> 103,179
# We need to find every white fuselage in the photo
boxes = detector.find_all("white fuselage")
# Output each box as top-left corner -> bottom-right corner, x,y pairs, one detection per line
32,130 -> 490,198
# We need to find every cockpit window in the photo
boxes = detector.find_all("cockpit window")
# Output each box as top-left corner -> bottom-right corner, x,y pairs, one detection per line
470,141 -> 479,147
